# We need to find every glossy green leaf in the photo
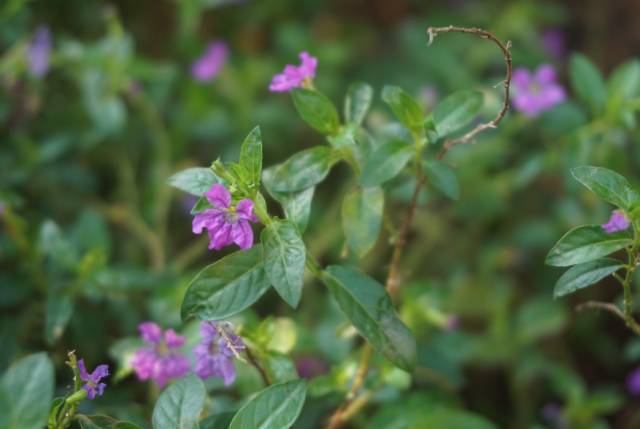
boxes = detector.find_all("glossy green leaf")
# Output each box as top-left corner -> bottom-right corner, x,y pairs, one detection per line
433,90 -> 484,137
571,165 -> 640,211
570,53 -> 607,115
181,246 -> 271,320
44,291 -> 74,345
554,258 -> 624,298
360,139 -> 413,187
291,88 -> 340,135
77,415 -> 143,429
0,353 -> 54,429
200,413 -> 236,429
229,379 -> 307,429
344,82 -> 373,126
239,126 -> 263,188
262,220 -> 306,308
264,147 -> 339,193
424,160 -> 460,200
152,374 -> 205,429
381,85 -> 424,131
262,170 -> 315,233
546,225 -> 632,267
168,167 -> 219,196
342,186 -> 384,257
321,265 -> 416,371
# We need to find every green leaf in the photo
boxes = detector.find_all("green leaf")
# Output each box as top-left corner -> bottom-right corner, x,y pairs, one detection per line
321,265 -> 416,371
570,53 -> 607,115
152,374 -> 205,429
168,167 -> 219,196
291,88 -> 340,135
239,126 -> 263,189
262,169 -> 315,233
423,160 -> 460,200
546,225 -> 632,267
264,147 -> 339,193
360,140 -> 413,187
190,196 -> 212,214
554,258 -> 625,298
342,187 -> 384,257
344,82 -> 373,126
261,220 -> 306,308
44,292 -> 74,345
181,246 -> 271,320
571,166 -> 640,211
0,353 -> 54,429
381,85 -> 424,131
608,59 -> 640,101
200,413 -> 236,429
229,379 -> 307,429
77,415 -> 143,429
432,90 -> 484,137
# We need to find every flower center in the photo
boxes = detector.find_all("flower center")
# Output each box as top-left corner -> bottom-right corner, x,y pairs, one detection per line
224,209 -> 239,223
156,341 -> 170,356
528,82 -> 541,94
208,340 -> 220,355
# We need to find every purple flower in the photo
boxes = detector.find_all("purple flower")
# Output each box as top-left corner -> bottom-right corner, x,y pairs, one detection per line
77,359 -> 109,399
131,322 -> 190,387
269,51 -> 317,92
28,26 -> 51,78
191,41 -> 228,82
512,64 -> 566,118
602,210 -> 631,233
192,184 -> 258,250
541,29 -> 566,59
541,403 -> 568,429
294,355 -> 329,379
627,366 -> 640,395
193,321 -> 245,385
444,315 -> 460,331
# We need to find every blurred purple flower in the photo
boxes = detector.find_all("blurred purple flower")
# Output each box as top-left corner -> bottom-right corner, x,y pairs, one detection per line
541,29 -> 566,59
295,354 -> 329,379
182,194 -> 199,214
420,85 -> 438,110
192,184 -> 258,250
28,26 -> 51,78
269,51 -> 317,92
194,321 -> 245,385
444,315 -> 460,331
131,322 -> 190,387
512,64 -> 566,118
602,210 -> 631,233
191,41 -> 228,82
78,359 -> 109,399
541,403 -> 568,429
627,366 -> 640,395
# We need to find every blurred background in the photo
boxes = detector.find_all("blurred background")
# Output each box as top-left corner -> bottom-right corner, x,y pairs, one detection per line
3,0 -> 640,428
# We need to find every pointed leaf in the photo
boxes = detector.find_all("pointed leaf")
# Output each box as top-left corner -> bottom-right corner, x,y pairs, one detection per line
570,53 -> 607,115
433,90 -> 484,137
554,258 -> 625,298
571,166 -> 640,211
265,147 -> 339,193
168,168 -> 219,196
424,160 -> 460,200
360,140 -> 413,187
381,85 -> 424,131
344,82 -> 373,126
546,225 -> 632,267
342,187 -> 384,257
291,88 -> 340,135
152,374 -> 205,429
77,415 -> 143,429
239,126 -> 263,189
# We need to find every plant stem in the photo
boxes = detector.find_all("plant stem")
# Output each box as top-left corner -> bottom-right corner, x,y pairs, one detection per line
244,346 -> 272,386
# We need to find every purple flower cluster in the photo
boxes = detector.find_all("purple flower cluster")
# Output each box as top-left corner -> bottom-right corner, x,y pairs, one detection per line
191,41 -> 228,82
269,51 -> 317,92
192,184 -> 258,251
28,26 -> 51,78
602,210 -> 631,233
131,320 -> 245,388
78,359 -> 109,399
512,64 -> 566,118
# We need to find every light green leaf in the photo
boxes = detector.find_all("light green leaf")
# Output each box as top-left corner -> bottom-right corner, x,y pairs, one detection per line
342,187 -> 384,257
44,291 -> 74,345
264,147 -> 339,193
554,258 -> 625,298
0,353 -> 54,429
181,246 -> 271,320
571,165 -> 640,211
239,126 -> 263,189
381,85 -> 424,131
433,90 -> 484,137
229,379 -> 307,429
291,88 -> 340,135
423,160 -> 460,200
570,54 -> 607,115
344,82 -> 373,126
321,265 -> 416,371
608,59 -> 640,101
262,220 -> 306,308
360,140 -> 413,187
546,225 -> 632,267
168,167 -> 219,196
152,374 -> 205,429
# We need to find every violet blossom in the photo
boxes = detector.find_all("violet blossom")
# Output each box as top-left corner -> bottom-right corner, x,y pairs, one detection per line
192,184 -> 258,250
512,64 -> 566,118
602,210 -> 631,233
193,321 -> 245,385
541,29 -> 566,59
627,366 -> 640,395
28,26 -> 51,78
191,41 -> 228,82
77,359 -> 109,399
131,322 -> 190,387
269,51 -> 317,92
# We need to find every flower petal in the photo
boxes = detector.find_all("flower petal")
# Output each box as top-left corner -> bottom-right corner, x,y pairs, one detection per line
164,329 -> 186,349
204,184 -> 231,209
77,359 -> 90,381
139,321 -> 163,344
231,220 -> 254,250
236,199 -> 257,221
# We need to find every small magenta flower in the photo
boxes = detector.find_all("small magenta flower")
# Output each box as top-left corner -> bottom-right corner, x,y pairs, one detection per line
627,367 -> 640,395
28,26 -> 51,78
512,64 -> 566,118
269,51 -> 317,92
77,359 -> 109,399
192,184 -> 258,250
602,210 -> 631,233
131,322 -> 190,387
194,321 -> 245,385
191,41 -> 228,82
